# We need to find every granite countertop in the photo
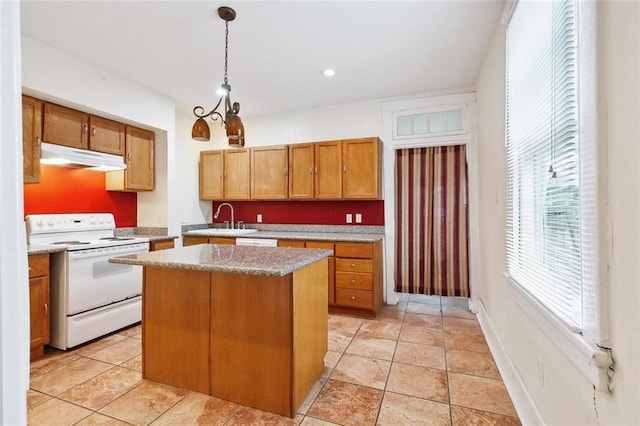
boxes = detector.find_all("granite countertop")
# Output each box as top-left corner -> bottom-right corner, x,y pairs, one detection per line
115,227 -> 178,242
109,244 -> 333,277
139,235 -> 179,242
27,245 -> 67,255
182,229 -> 383,243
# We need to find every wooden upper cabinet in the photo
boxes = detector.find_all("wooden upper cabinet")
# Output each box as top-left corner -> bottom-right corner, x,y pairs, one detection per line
314,141 -> 342,199
43,102 -> 89,149
22,96 -> 43,184
124,126 -> 154,191
224,148 -> 250,200
200,150 -> 224,200
89,115 -> 125,155
251,145 -> 288,200
342,137 -> 382,199
106,125 -> 154,191
288,143 -> 314,199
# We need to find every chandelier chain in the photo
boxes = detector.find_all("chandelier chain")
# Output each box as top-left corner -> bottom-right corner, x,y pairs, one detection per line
224,20 -> 229,85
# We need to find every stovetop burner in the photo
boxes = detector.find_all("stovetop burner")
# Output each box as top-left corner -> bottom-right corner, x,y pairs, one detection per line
52,241 -> 91,245
99,237 -> 135,241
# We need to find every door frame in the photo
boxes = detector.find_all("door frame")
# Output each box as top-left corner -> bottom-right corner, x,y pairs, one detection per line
381,92 -> 481,311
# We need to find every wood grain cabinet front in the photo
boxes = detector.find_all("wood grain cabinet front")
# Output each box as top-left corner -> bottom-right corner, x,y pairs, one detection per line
22,96 -> 43,184
341,137 -> 382,200
251,145 -> 288,200
88,115 -> 125,155
28,254 -> 50,360
43,102 -> 89,149
332,240 -> 383,317
150,240 -> 175,251
106,126 -> 154,192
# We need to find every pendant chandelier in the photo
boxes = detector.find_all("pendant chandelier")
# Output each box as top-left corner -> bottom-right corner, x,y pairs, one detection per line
192,6 -> 245,147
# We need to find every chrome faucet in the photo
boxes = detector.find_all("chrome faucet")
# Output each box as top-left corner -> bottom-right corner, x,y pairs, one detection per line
213,202 -> 235,229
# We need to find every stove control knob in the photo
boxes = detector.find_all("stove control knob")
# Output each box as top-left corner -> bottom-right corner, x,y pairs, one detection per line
47,220 -> 54,227
36,220 -> 44,228
99,219 -> 105,224
89,218 -> 96,225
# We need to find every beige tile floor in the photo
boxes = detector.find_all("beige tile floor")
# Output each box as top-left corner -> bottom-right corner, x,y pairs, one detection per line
28,294 -> 521,425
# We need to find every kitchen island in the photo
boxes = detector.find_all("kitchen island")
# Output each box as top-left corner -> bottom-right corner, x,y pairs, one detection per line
110,243 -> 331,417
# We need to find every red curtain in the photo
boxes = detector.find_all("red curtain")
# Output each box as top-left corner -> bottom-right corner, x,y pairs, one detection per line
395,145 -> 469,296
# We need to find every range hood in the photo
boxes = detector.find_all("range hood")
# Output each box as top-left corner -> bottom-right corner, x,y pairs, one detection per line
40,142 -> 127,171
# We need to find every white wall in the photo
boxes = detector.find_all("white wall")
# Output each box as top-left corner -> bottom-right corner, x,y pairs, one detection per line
21,37 -> 177,233
1,2 -> 30,423
475,1 -> 640,424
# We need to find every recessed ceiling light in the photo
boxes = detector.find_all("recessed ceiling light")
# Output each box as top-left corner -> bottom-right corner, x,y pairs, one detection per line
323,68 -> 336,77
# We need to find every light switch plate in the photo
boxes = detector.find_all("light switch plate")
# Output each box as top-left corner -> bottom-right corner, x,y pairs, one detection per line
355,213 -> 362,223
257,213 -> 263,223
346,213 -> 353,223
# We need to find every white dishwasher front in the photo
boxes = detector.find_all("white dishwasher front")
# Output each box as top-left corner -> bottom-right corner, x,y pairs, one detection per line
235,237 -> 278,247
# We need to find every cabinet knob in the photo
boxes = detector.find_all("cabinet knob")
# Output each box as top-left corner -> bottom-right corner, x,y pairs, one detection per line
351,296 -> 356,301
44,303 -> 48,316
82,124 -> 88,134
351,279 -> 356,284
309,167 -> 313,174
284,167 -> 288,175
91,126 -> 96,136
127,152 -> 131,161
315,167 -> 318,174
343,164 -> 347,173
36,136 -> 41,146
351,263 -> 356,268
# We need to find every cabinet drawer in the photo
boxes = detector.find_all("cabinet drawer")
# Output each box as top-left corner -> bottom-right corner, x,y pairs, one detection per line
336,272 -> 372,291
278,240 -> 306,248
335,258 -> 373,273
334,242 -> 373,259
335,288 -> 373,309
305,241 -> 334,251
28,254 -> 49,278
151,240 -> 174,251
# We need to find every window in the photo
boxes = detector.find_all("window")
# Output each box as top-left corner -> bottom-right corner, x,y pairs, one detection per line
506,0 -> 582,328
505,0 -> 611,389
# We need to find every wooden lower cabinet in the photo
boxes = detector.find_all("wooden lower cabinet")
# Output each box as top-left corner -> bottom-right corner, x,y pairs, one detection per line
183,236 -> 235,246
306,241 -> 336,306
149,239 -> 175,251
332,240 -> 383,317
28,254 -> 50,360
142,259 -> 328,417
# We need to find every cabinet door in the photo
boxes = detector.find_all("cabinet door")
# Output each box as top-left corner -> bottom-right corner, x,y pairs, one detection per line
224,149 -> 250,200
288,144 -> 314,199
22,96 -> 42,184
200,150 -> 224,200
150,240 -> 175,251
314,141 -> 342,199
124,126 -> 154,191
306,241 -> 336,305
89,115 -> 125,155
43,102 -> 89,149
342,137 -> 382,199
183,236 -> 209,246
29,275 -> 50,352
251,146 -> 288,200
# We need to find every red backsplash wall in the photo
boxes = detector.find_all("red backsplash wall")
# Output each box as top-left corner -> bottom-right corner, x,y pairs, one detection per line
215,200 -> 385,225
23,165 -> 138,227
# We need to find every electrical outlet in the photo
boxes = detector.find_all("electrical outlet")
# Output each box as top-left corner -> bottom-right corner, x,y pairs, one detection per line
355,213 -> 362,223
346,213 -> 353,223
257,213 -> 263,223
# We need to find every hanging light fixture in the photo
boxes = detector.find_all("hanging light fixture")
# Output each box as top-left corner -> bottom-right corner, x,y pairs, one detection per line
192,6 -> 245,147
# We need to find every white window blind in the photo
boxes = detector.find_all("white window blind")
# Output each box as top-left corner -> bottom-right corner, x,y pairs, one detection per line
506,0 -> 583,330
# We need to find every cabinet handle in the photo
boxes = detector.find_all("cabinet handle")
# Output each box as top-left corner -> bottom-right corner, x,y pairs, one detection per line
36,136 -> 41,146
44,303 -> 48,316
315,167 -> 318,174
309,167 -> 313,174
351,296 -> 356,301
127,152 -> 131,161
284,167 -> 288,175
351,279 -> 356,284
82,124 -> 88,134
91,126 -> 96,136
351,263 -> 356,268
343,164 -> 347,173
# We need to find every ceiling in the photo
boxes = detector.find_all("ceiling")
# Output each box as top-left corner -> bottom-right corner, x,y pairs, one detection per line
20,1 -> 504,118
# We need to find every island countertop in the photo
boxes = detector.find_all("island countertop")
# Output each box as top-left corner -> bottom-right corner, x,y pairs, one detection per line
109,243 -> 332,276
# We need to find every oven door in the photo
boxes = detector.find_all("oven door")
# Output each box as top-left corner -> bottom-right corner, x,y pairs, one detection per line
66,242 -> 148,315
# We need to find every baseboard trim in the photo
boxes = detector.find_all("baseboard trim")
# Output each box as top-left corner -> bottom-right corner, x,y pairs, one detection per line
476,299 -> 545,425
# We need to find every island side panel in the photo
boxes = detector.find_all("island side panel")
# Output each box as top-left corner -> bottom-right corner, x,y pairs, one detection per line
142,267 -> 211,394
210,271 -> 294,417
292,258 -> 328,411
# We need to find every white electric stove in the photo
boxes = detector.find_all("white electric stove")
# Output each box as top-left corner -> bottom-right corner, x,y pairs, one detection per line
26,213 -> 149,350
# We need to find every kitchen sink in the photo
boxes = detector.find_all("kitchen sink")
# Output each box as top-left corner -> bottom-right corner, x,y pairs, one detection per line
186,228 -> 258,236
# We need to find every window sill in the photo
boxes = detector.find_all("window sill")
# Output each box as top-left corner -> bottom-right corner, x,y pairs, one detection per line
504,272 -> 612,392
